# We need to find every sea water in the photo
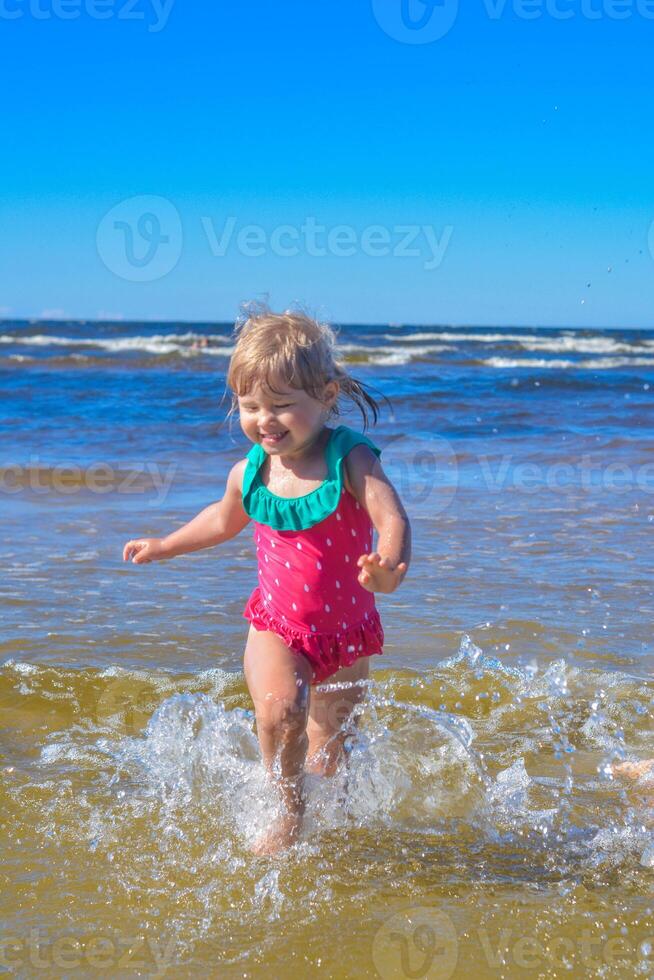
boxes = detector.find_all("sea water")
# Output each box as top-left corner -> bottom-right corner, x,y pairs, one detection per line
1,319 -> 653,977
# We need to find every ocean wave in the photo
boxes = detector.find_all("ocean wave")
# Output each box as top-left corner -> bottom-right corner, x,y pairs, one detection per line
520,336 -> 654,355
383,331 -> 533,343
482,356 -> 654,370
0,331 -> 233,356
383,331 -> 654,355
3,326 -> 654,369
338,343 -> 450,365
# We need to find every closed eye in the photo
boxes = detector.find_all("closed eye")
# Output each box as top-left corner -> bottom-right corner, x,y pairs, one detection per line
242,404 -> 293,410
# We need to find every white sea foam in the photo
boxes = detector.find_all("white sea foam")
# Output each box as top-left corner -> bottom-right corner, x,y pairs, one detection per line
483,357 -> 577,369
383,331 -> 531,343
519,336 -> 654,355
383,331 -> 654,354
3,327 -> 653,365
338,343 -> 450,365
0,332 -> 234,357
482,356 -> 654,370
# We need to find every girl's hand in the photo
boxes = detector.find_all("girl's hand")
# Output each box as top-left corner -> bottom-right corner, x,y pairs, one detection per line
356,552 -> 408,594
122,537 -> 169,564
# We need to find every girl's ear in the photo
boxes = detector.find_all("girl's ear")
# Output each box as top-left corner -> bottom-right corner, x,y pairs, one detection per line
323,380 -> 339,406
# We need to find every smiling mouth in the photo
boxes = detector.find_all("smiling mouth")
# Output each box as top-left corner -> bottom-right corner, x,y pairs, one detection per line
260,431 -> 288,442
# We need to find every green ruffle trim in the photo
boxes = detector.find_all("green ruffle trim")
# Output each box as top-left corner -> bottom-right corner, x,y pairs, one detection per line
242,424 -> 382,531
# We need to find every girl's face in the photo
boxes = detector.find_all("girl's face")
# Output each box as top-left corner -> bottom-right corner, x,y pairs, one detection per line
238,380 -> 338,455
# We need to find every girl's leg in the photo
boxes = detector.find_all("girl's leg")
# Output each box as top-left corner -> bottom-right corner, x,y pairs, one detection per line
243,625 -> 313,854
613,760 -> 654,804
306,656 -> 371,777
613,760 -> 654,779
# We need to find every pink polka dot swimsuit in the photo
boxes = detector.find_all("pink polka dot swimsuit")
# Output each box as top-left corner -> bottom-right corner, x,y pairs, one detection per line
242,425 -> 384,684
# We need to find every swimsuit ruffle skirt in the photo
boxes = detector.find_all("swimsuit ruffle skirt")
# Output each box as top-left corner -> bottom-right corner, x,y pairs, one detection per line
242,425 -> 384,684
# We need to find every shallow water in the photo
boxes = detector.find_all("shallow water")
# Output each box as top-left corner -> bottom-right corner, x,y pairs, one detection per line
2,320 -> 654,977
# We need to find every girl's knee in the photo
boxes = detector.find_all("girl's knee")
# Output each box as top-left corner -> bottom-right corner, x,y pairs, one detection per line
257,698 -> 308,740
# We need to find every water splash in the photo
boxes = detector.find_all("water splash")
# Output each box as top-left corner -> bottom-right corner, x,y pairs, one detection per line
4,643 -> 654,970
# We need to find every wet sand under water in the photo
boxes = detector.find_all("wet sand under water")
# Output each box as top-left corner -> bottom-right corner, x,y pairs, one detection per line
2,636 -> 653,978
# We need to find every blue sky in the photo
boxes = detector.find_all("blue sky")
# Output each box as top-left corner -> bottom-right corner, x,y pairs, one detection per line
1,0 -> 653,327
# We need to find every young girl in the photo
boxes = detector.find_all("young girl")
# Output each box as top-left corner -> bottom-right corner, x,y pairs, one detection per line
122,309 -> 411,855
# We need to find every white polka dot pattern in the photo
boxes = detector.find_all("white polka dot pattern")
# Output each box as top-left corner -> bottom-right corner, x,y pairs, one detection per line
248,479 -> 381,665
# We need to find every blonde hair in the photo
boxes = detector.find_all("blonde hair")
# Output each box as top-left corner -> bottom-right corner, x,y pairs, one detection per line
224,305 -> 389,431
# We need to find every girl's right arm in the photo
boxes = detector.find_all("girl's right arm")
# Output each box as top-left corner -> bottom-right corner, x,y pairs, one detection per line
122,460 -> 250,564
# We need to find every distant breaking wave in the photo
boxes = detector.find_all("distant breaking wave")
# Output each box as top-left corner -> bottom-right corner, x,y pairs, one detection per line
383,332 -> 654,355
0,332 -> 234,356
2,325 -> 654,370
481,356 -> 654,370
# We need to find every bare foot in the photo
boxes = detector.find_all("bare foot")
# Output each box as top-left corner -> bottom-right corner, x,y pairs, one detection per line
613,760 -> 654,781
250,812 -> 302,856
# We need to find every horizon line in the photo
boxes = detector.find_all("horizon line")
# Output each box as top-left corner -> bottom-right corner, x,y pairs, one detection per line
2,317 -> 654,333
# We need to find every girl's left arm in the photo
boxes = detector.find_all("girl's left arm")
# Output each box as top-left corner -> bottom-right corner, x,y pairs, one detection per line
345,444 -> 411,594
